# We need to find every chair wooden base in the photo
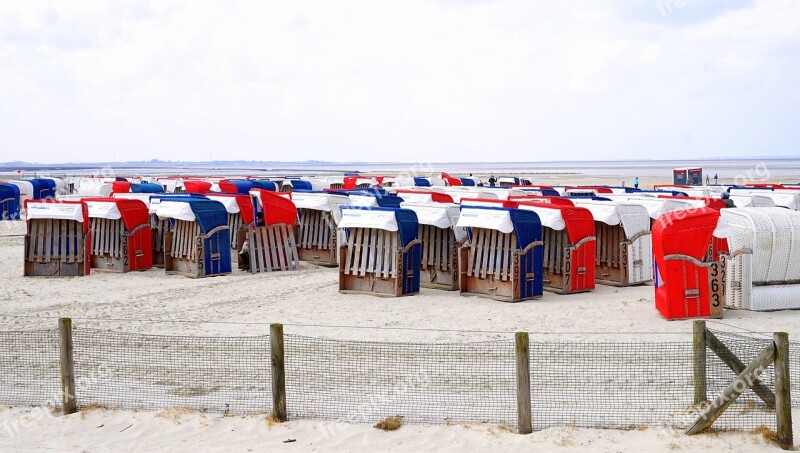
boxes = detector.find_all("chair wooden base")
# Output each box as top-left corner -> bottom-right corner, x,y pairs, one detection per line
246,224 -> 300,273
297,246 -> 338,267
297,210 -> 338,267
458,230 -> 542,302
24,219 -> 88,277
594,224 -> 651,287
89,218 -> 150,273
338,228 -> 420,297
164,221 -> 230,278
419,225 -> 460,291
542,229 -> 595,295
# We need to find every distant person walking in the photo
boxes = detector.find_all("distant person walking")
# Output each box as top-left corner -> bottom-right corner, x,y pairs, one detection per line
714,173 -> 719,185
706,175 -> 710,185
488,175 -> 497,187
633,177 -> 640,189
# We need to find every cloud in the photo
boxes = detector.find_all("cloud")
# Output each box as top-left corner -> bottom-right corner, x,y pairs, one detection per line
0,0 -> 798,163
622,0 -> 757,26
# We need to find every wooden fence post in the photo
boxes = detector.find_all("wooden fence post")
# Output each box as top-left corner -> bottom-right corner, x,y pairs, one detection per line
515,332 -> 532,434
58,317 -> 77,415
774,332 -> 793,450
270,323 -> 287,422
693,320 -> 707,405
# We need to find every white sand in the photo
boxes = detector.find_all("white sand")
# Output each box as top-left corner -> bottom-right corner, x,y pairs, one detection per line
0,406 -> 795,453
1,219 -> 799,450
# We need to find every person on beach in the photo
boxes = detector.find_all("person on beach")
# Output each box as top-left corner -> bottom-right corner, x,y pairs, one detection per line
633,177 -> 639,189
488,175 -> 497,187
706,175 -> 710,185
238,212 -> 265,271
714,173 -> 719,185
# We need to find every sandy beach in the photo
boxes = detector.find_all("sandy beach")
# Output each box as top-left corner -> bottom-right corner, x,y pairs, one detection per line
2,215 -> 800,451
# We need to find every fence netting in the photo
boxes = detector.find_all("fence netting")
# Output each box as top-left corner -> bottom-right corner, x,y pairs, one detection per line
0,330 -> 61,408
531,332 -> 774,431
284,334 -> 517,425
706,330 -> 777,431
71,328 -> 272,414
0,326 -> 794,432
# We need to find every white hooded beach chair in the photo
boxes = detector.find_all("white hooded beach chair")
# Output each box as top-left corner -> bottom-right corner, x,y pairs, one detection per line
717,207 -> 800,311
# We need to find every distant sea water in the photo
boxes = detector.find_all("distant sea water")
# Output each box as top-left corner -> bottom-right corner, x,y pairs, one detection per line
2,158 -> 800,184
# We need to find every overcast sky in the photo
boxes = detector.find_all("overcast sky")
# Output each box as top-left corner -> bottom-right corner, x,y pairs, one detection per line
1,0 -> 798,163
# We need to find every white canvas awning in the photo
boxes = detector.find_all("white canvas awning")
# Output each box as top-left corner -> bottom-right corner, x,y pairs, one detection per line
206,195 -> 241,214
402,202 -> 466,241
456,207 -> 514,233
516,204 -> 566,230
571,200 -> 621,226
396,192 -> 435,203
26,203 -> 84,222
292,192 -> 334,211
400,202 -> 451,229
443,188 -> 497,203
348,194 -> 380,207
9,180 -> 34,200
337,209 -> 398,231
156,201 -> 196,222
460,199 -> 504,208
86,201 -> 122,220
112,193 -> 153,207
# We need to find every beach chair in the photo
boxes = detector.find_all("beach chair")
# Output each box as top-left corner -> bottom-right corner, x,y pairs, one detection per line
147,194 -> 206,267
497,176 -> 519,188
218,179 -> 254,195
515,202 -> 596,294
244,189 -> 300,273
337,207 -> 421,297
84,198 -> 152,272
0,183 -> 21,220
439,188 -> 499,203
327,181 -> 344,190
183,180 -> 213,194
280,179 -> 312,192
205,193 -> 255,262
293,191 -> 350,267
604,195 -> 696,228
130,183 -> 164,194
571,200 -> 652,286
8,180 -> 34,203
394,189 -> 454,204
156,198 -> 231,278
719,207 -> 800,311
652,207 -> 725,320
346,190 -> 404,208
247,179 -> 278,191
508,195 -> 573,206
401,202 -> 466,290
26,178 -> 56,199
24,200 -> 91,277
729,188 -> 800,210
459,198 -> 517,209
456,206 -> 543,302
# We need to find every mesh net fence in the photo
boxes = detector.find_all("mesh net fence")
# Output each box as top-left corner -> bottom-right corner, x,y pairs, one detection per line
707,330 -> 777,431
0,330 -> 61,408
284,334 -> 516,425
531,332 -> 775,431
71,328 -> 272,414
0,325 -> 794,432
